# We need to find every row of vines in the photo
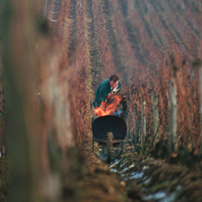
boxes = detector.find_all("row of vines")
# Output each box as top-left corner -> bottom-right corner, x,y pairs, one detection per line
39,0 -> 202,154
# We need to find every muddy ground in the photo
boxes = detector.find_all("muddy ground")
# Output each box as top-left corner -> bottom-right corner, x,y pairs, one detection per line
1,120 -> 202,202
61,130 -> 202,202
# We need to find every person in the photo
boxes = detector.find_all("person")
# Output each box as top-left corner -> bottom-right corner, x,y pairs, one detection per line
93,74 -> 122,108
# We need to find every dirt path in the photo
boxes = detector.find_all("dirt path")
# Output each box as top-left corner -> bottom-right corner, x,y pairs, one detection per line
73,132 -> 138,202
73,135 -> 202,202
77,145 -> 131,201
110,144 -> 202,202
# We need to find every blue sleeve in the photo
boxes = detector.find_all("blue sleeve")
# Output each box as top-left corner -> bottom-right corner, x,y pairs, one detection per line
95,84 -> 109,102
93,80 -> 110,107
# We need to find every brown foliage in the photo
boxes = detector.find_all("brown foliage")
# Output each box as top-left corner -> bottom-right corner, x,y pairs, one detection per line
125,52 -> 201,151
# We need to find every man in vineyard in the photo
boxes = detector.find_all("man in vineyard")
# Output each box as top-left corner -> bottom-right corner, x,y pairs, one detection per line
93,74 -> 122,108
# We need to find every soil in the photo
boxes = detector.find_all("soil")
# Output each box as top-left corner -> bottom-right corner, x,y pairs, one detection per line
57,112 -> 202,202
61,130 -> 135,202
111,144 -> 202,202
62,129 -> 202,202
1,120 -> 202,202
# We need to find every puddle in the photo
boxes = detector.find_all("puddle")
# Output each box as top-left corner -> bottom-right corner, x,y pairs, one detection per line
129,171 -> 144,180
143,191 -> 167,200
109,159 -> 120,168
51,19 -> 58,22
110,168 -> 119,174
128,163 -> 135,169
142,165 -> 149,170
143,190 -> 179,202
120,167 -> 129,174
159,192 -> 178,202
121,171 -> 144,181
143,177 -> 151,184
111,162 -> 179,202
120,161 -> 127,168
109,157 -> 181,202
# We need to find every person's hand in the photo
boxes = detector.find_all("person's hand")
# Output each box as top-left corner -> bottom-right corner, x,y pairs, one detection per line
106,96 -> 112,103
106,94 -> 114,103
112,86 -> 120,94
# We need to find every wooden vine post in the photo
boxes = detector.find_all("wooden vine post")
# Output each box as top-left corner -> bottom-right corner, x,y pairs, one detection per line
199,60 -> 202,153
199,66 -> 202,153
193,59 -> 202,153
153,91 -> 158,146
169,63 -> 178,152
141,101 -> 146,153
127,116 -> 131,139
134,103 -> 138,146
